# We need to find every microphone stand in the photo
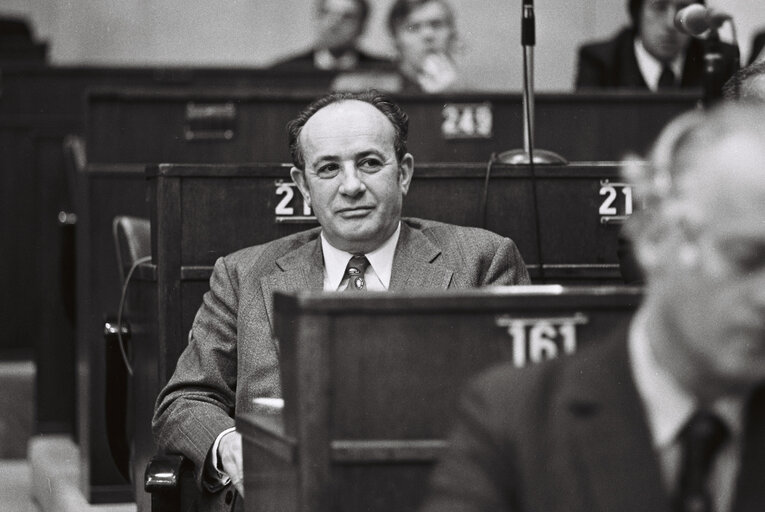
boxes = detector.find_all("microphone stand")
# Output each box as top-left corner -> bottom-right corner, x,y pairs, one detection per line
497,0 -> 566,165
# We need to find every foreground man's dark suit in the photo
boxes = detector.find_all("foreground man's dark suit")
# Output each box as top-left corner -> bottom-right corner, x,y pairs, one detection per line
153,217 -> 530,511
421,327 -> 765,512
576,28 -> 739,89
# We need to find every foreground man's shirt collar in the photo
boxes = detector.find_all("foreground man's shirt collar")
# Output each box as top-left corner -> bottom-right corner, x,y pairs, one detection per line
321,222 -> 401,291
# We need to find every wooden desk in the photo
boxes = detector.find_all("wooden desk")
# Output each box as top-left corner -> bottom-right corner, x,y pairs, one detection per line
86,88 -> 697,164
146,161 -> 637,284
239,287 -> 640,512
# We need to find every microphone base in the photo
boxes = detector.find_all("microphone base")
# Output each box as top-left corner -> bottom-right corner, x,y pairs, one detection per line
496,148 -> 568,165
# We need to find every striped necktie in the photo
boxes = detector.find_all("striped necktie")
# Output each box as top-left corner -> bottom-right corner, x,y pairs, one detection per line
344,255 -> 370,291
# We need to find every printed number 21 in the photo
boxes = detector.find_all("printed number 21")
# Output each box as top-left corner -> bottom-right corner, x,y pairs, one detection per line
599,185 -> 633,215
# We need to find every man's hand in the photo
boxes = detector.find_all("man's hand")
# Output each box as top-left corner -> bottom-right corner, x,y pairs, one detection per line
218,430 -> 244,497
418,53 -> 458,93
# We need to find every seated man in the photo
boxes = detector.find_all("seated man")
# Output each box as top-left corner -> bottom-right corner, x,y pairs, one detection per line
270,0 -> 390,72
153,90 -> 530,510
576,0 -> 737,90
421,103 -> 765,511
387,0 -> 460,93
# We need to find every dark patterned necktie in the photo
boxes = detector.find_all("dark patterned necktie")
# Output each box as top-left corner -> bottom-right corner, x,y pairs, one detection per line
674,411 -> 729,512
659,66 -> 676,89
344,255 -> 370,291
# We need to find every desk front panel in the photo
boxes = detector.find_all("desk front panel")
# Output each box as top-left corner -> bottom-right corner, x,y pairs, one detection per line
88,89 -> 696,164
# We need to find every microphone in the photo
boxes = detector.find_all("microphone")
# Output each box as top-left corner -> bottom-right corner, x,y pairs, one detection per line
521,0 -> 535,46
674,4 -> 732,37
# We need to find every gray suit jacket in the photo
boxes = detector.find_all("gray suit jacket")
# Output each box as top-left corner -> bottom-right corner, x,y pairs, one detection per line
421,327 -> 765,512
152,218 -> 530,509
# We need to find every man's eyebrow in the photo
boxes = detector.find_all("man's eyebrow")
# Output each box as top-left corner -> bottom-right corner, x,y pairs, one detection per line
356,149 -> 386,159
309,154 -> 340,167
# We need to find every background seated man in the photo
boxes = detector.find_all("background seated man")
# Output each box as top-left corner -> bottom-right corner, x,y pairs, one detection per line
269,0 -> 390,72
153,90 -> 530,511
421,102 -> 765,512
387,0 -> 460,93
575,0 -> 737,90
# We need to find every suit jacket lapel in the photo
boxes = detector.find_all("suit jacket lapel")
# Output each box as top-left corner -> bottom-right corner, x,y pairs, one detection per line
561,328 -> 671,512
260,237 -> 324,347
389,222 -> 453,290
617,30 -> 649,89
732,385 -> 765,512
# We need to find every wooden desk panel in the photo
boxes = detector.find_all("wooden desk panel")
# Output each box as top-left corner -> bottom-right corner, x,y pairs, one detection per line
148,162 -> 634,280
239,288 -> 641,512
86,88 -> 698,164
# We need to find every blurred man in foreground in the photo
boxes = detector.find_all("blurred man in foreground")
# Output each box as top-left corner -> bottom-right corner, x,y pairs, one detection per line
576,0 -> 737,90
422,103 -> 765,512
153,90 -> 530,511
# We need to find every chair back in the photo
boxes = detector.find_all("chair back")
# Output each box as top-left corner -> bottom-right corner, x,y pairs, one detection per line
112,216 -> 151,285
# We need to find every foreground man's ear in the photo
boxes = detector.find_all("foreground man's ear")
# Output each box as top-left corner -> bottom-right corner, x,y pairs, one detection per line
399,153 -> 414,196
290,166 -> 311,207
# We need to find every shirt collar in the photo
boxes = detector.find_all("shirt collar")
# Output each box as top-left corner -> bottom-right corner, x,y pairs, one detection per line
320,222 -> 401,291
628,310 -> 746,449
634,38 -> 685,91
314,48 -> 359,71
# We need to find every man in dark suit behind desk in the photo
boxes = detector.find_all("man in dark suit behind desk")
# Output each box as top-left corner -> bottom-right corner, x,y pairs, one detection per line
152,90 -> 530,511
269,0 -> 391,72
421,103 -> 765,512
576,0 -> 737,90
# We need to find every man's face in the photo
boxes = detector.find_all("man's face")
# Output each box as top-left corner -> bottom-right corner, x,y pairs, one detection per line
290,100 -> 413,254
316,0 -> 364,51
639,0 -> 694,62
651,134 -> 765,396
394,1 -> 454,73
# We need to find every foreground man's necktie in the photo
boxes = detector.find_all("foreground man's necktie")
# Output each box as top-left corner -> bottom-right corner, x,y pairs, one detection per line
674,410 -> 729,512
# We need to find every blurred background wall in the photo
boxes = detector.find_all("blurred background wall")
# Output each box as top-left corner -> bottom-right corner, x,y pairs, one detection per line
2,0 -> 764,91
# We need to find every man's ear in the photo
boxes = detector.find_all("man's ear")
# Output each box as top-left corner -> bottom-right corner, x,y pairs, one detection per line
290,166 -> 311,206
398,153 -> 414,196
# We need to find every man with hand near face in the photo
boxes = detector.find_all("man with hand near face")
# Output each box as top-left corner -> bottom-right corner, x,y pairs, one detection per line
152,90 -> 530,511
388,0 -> 460,93
576,0 -> 738,90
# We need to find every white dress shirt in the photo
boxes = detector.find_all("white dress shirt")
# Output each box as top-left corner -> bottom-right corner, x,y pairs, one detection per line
628,310 -> 745,512
634,38 -> 685,91
314,48 -> 359,71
